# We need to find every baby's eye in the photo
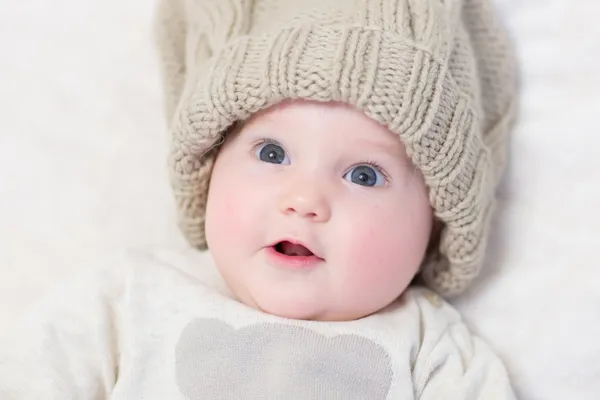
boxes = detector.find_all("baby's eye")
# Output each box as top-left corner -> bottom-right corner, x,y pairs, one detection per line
255,142 -> 290,165
343,165 -> 386,187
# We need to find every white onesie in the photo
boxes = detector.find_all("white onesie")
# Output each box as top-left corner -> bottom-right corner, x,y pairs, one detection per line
0,248 -> 515,399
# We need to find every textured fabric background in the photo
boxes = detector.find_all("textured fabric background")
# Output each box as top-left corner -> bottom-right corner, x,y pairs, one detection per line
0,1 -> 598,399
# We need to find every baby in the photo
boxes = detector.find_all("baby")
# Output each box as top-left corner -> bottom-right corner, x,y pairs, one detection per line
0,0 -> 518,398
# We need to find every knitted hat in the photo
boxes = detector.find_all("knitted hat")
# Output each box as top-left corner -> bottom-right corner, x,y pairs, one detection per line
154,0 -> 518,297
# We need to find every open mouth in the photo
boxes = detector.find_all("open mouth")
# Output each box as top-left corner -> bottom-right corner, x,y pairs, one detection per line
274,241 -> 315,257
267,240 -> 323,268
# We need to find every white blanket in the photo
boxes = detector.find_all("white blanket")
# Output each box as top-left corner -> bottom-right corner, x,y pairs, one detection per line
1,1 -> 599,399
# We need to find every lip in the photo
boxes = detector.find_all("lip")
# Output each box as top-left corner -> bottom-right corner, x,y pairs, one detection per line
267,238 -> 323,258
264,238 -> 324,269
265,246 -> 324,269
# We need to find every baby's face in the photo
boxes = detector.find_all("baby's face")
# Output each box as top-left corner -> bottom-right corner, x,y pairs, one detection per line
205,100 -> 432,321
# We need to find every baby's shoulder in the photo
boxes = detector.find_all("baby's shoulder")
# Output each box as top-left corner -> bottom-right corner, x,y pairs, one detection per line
49,246 -> 229,314
117,245 -> 229,292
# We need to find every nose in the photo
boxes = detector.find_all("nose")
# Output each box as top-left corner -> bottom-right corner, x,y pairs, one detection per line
278,179 -> 331,223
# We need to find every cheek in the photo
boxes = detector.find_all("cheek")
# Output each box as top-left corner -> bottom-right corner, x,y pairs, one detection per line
207,180 -> 242,241
205,159 -> 266,255
344,222 -> 412,292
340,196 -> 431,292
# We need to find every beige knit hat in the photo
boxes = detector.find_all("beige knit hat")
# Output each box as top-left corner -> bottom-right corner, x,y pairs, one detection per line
154,0 -> 518,297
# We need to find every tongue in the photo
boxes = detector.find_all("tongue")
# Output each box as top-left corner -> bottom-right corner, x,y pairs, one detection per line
280,241 -> 313,257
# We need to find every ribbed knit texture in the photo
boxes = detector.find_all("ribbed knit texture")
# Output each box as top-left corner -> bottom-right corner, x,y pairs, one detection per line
154,0 -> 518,297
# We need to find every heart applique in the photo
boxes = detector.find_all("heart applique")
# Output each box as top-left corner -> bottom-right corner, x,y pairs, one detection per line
175,318 -> 393,400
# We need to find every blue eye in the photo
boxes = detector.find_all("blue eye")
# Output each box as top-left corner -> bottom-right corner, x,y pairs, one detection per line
255,142 -> 290,165
344,165 -> 386,187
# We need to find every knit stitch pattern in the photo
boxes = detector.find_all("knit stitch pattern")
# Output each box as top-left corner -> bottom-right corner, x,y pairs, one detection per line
154,0 -> 518,297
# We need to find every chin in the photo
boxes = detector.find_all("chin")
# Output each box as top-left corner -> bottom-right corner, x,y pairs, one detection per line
254,297 -> 370,322
256,299 -> 322,321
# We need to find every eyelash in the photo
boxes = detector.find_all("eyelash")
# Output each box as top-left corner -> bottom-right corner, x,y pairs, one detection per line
251,138 -> 282,153
250,138 -> 392,183
352,160 -> 392,183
